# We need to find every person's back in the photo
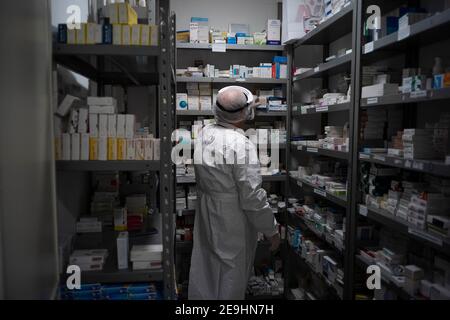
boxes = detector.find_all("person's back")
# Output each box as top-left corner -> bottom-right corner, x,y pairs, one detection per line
188,87 -> 280,300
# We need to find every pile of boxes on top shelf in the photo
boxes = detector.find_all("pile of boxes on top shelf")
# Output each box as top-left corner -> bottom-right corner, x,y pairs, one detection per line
283,0 -> 352,42
360,162 -> 450,238
288,224 -> 344,298
57,2 -> 158,46
55,95 -> 160,161
359,229 -> 450,299
287,197 -> 346,251
290,159 -> 348,198
176,56 -> 288,80
177,17 -> 281,46
295,91 -> 351,113
292,124 -> 350,152
60,283 -> 162,300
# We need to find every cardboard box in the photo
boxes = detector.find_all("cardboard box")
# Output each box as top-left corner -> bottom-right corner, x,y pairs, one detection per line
54,136 -> 62,160
78,108 -> 88,133
150,25 -> 158,46
86,23 -> 102,44
122,25 -> 131,45
125,114 -> 135,139
99,114 -> 108,138
135,139 -> 145,160
62,133 -> 71,160
153,139 -> 160,160
68,109 -> 79,134
89,105 -> 116,114
75,23 -> 87,44
117,232 -> 129,270
132,261 -> 162,270
140,25 -> 150,45
117,115 -> 126,138
113,24 -> 122,45
56,95 -> 79,117
176,93 -> 188,110
98,137 -> 107,161
200,96 -> 212,110
114,208 -> 127,231
89,114 -> 98,137
144,138 -> 153,160
117,138 -> 126,160
118,3 -> 138,25
71,134 -> 80,160
67,28 -> 77,44
188,96 -> 200,110
126,139 -> 136,160
131,24 -> 141,45
108,3 -> 119,24
108,138 -> 117,160
80,133 -> 90,160
89,137 -> 98,160
108,115 -> 117,137
267,19 -> 281,45
87,97 -> 117,106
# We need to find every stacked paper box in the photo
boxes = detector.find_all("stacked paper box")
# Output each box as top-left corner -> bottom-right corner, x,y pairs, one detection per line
69,249 -> 108,271
130,244 -> 163,270
402,129 -> 437,160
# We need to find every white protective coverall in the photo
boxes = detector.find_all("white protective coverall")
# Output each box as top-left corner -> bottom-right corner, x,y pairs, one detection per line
188,123 -> 278,300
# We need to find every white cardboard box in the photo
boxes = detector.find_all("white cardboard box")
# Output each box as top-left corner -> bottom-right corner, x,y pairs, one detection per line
117,115 -> 126,138
135,139 -> 145,160
126,139 -> 136,160
78,108 -> 88,134
131,24 -> 141,45
153,139 -> 160,160
89,105 -> 116,114
176,93 -> 188,110
71,133 -> 80,161
122,25 -> 131,45
80,133 -> 90,160
108,114 -> 117,137
125,114 -> 135,139
99,114 -> 108,138
57,95 -> 79,117
267,19 -> 281,44
140,25 -> 150,45
188,96 -> 200,110
87,97 -> 117,107
89,114 -> 98,137
144,138 -> 154,160
117,232 -> 129,270
113,24 -> 122,45
62,133 -> 71,160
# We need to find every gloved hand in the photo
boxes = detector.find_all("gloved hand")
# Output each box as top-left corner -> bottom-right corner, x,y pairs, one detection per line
269,233 -> 281,252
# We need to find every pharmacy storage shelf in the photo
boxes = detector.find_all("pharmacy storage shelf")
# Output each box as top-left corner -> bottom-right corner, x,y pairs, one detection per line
176,110 -> 287,117
292,145 -> 350,161
360,88 -> 450,107
290,177 -> 348,208
358,205 -> 450,254
54,44 -> 160,56
286,2 -> 354,46
359,153 -> 450,178
362,8 -> 450,58
176,43 -> 284,51
292,103 -> 351,116
176,77 -> 288,84
292,54 -> 352,81
56,160 -> 161,172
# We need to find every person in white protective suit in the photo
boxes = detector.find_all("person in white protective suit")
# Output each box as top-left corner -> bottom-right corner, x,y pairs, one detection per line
188,86 -> 281,300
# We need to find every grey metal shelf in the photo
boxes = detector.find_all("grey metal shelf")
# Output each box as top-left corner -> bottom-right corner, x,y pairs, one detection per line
361,88 -> 450,107
286,2 -> 353,46
54,44 -> 160,56
292,102 -> 351,116
290,176 -> 348,208
176,110 -> 287,117
292,145 -> 349,160
359,152 -> 450,178
292,54 -> 352,81
56,160 -> 160,172
358,204 -> 450,255
363,8 -> 450,59
177,76 -> 288,84
176,42 -> 284,51
177,174 -> 287,184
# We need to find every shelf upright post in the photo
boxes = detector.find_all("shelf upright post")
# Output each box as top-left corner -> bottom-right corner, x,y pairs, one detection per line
159,0 -> 176,300
345,0 -> 363,300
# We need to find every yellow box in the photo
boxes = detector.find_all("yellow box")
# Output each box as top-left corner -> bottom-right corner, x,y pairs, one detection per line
131,24 -> 141,45
118,3 -> 138,25
113,24 -> 122,45
76,23 -> 87,44
150,24 -> 159,46
67,28 -> 77,44
117,138 -> 126,160
140,25 -> 150,45
89,137 -> 98,160
108,138 -> 117,160
122,25 -> 131,45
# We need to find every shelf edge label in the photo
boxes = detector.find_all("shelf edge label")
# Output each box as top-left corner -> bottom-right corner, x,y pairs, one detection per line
316,106 -> 329,113
398,26 -> 411,41
212,43 -> 227,52
364,42 -> 374,54
359,205 -> 368,217
307,147 -> 318,153
410,90 -> 427,99
367,97 -> 378,105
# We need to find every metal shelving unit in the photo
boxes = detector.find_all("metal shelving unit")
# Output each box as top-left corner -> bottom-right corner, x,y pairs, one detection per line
177,76 -> 288,84
53,1 -> 176,300
286,0 -> 358,300
176,110 -> 287,117
177,43 -> 284,51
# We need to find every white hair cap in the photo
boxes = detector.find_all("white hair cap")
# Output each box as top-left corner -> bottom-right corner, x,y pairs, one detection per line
213,86 -> 255,125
